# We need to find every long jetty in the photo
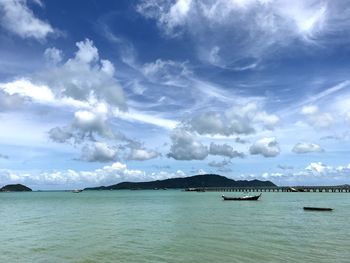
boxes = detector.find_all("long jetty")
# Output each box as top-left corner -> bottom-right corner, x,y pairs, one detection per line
186,186 -> 350,193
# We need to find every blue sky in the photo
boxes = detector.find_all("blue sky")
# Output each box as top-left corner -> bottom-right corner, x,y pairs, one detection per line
1,0 -> 350,189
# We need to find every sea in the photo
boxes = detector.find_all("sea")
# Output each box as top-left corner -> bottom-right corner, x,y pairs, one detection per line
1,190 -> 349,263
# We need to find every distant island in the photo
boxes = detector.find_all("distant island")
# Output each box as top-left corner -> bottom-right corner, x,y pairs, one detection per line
0,184 -> 32,192
85,174 -> 276,190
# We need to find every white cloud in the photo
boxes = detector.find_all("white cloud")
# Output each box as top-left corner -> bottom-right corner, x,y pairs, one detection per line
73,107 -> 114,139
305,162 -> 330,175
240,162 -> 350,185
208,159 -> 231,167
188,111 -> 229,135
0,78 -> 55,104
301,105 -> 334,128
167,129 -> 208,160
292,142 -> 324,154
209,142 -> 244,158
49,105 -> 125,146
0,90 -> 24,111
48,126 -> 74,144
43,39 -> 126,109
142,59 -> 190,84
137,0 -> 192,36
127,148 -> 160,161
74,38 -> 99,63
137,0 -> 332,65
186,101 -> 279,136
114,108 -> 178,130
81,142 -> 118,162
44,47 -> 63,64
301,105 -> 318,115
0,0 -> 54,40
249,137 -> 280,157
1,39 -> 131,158
0,39 -> 126,110
0,162 -> 189,187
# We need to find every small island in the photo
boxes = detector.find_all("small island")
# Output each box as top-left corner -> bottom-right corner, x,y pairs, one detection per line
0,184 -> 32,192
85,174 -> 276,190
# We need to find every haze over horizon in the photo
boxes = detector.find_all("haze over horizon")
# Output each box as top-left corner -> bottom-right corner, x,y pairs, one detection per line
1,0 -> 350,189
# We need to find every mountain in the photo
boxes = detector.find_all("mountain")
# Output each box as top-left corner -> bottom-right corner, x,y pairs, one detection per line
85,174 -> 276,190
1,184 -> 32,192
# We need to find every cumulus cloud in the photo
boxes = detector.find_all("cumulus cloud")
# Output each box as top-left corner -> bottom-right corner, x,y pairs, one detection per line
0,78 -> 55,104
81,142 -> 118,162
186,101 -> 279,136
48,126 -> 74,144
249,137 -> 280,157
239,162 -> 350,185
44,47 -> 63,64
42,39 -> 126,109
0,90 -> 24,111
0,0 -> 54,40
301,105 -> 334,128
1,39 -> 125,111
209,142 -> 244,158
208,159 -> 231,168
305,162 -> 330,175
0,162 -> 188,187
167,129 -> 208,160
292,142 -> 324,154
142,59 -> 190,84
0,39 -> 126,110
127,148 -> 160,161
72,106 -> 116,140
48,104 -> 123,145
0,39 -> 131,163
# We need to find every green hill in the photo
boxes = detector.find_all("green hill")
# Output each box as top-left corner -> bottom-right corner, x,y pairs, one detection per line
85,174 -> 276,190
1,184 -> 32,192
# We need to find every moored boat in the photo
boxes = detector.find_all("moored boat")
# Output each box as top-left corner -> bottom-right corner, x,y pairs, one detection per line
303,207 -> 333,211
72,189 -> 83,193
222,193 -> 261,201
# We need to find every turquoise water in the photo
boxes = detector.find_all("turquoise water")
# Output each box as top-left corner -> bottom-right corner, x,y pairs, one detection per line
1,191 -> 349,263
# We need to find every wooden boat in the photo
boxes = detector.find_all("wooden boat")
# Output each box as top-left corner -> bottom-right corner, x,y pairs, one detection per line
303,207 -> 333,211
222,193 -> 261,201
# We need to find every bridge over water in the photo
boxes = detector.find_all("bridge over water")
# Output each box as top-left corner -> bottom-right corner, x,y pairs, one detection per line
189,186 -> 350,193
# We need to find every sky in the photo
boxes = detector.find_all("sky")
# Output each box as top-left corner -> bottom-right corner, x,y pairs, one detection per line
1,0 -> 350,189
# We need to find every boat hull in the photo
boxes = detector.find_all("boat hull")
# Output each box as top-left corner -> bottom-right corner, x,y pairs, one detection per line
222,194 -> 261,201
303,207 -> 333,211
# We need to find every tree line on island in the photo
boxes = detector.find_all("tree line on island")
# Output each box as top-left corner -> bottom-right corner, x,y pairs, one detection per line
0,184 -> 32,192
0,174 -> 276,192
84,174 -> 276,190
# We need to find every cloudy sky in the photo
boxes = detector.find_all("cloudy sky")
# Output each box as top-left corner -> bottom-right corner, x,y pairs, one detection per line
1,0 -> 350,189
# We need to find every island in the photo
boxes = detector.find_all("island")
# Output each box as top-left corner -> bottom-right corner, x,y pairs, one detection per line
0,184 -> 32,192
84,174 -> 276,190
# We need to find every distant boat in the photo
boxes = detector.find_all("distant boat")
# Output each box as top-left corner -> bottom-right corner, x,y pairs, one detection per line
303,207 -> 333,211
222,193 -> 261,201
289,187 -> 305,192
184,188 -> 206,192
72,189 -> 83,193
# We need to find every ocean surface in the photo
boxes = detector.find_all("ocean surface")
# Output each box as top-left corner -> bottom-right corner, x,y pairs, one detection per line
1,190 -> 349,263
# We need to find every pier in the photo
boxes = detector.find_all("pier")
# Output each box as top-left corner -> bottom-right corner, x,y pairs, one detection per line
187,186 -> 350,193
